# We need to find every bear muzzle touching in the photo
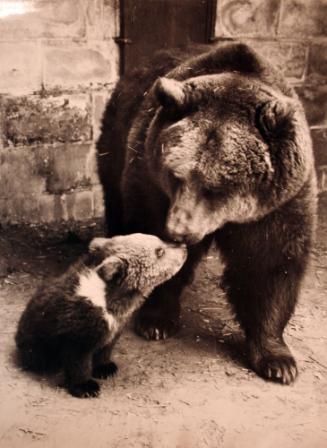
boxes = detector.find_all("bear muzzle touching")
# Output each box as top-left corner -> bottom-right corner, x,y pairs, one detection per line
165,182 -> 217,245
166,202 -> 209,245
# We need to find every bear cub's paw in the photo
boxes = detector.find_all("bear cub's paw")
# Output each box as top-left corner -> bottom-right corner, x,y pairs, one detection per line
93,362 -> 118,379
135,311 -> 180,341
258,354 -> 298,385
68,379 -> 100,398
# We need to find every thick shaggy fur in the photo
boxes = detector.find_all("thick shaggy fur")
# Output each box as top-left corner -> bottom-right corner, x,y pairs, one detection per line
97,42 -> 317,385
15,234 -> 187,397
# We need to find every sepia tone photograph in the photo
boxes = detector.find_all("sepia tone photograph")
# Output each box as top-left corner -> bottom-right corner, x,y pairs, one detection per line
0,0 -> 326,447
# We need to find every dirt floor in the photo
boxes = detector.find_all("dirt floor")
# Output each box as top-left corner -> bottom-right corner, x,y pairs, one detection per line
0,197 -> 327,448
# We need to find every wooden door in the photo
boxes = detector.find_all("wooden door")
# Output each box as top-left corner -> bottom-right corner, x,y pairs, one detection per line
116,0 -> 217,75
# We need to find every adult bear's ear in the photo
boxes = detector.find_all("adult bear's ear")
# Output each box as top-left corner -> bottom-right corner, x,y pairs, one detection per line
154,77 -> 186,109
256,99 -> 295,139
97,256 -> 128,286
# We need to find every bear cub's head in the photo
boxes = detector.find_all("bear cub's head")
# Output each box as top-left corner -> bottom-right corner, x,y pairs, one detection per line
89,233 -> 187,297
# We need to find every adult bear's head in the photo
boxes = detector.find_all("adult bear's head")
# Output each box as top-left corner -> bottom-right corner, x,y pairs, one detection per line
144,73 -> 312,245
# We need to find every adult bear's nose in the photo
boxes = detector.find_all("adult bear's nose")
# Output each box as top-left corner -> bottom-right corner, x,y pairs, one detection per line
165,228 -> 200,246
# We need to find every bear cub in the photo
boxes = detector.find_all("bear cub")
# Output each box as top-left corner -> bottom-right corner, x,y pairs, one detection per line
15,234 -> 187,398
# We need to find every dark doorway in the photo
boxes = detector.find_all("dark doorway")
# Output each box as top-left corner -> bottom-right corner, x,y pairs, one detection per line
115,0 -> 217,75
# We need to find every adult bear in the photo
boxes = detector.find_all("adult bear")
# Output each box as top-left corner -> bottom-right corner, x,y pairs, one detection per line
97,42 -> 317,385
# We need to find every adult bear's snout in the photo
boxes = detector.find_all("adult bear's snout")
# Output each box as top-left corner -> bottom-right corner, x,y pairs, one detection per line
165,196 -> 208,245
165,219 -> 203,246
165,229 -> 201,246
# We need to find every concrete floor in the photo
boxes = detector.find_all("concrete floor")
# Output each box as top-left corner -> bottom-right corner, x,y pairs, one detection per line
0,196 -> 326,448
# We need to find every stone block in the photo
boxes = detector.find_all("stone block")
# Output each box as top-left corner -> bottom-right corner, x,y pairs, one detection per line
312,129 -> 327,168
0,146 -> 46,199
63,193 -> 75,220
104,0 -> 119,39
296,85 -> 327,128
2,94 -> 92,147
307,44 -> 327,84
0,42 -> 42,95
0,146 -> 48,223
41,143 -> 95,194
55,190 -> 96,222
247,40 -> 308,81
279,0 -> 327,38
2,196 -> 41,224
39,194 -> 56,223
0,146 -> 42,223
53,194 -> 69,221
216,0 -> 281,37
44,190 -> 99,223
43,40 -> 119,90
86,0 -> 104,40
73,190 -> 94,221
93,184 -> 105,218
0,0 -> 85,40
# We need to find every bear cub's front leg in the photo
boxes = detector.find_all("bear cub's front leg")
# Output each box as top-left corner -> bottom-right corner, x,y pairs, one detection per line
63,348 -> 100,398
64,346 -> 117,398
92,344 -> 118,379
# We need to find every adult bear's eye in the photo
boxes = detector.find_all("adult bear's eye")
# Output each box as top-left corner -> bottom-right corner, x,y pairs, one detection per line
155,247 -> 165,258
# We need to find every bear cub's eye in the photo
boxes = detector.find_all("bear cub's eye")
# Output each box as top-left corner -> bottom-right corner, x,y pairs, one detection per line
155,247 -> 165,258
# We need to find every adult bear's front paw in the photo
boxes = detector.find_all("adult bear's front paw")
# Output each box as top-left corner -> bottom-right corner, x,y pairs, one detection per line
248,340 -> 298,385
257,354 -> 298,385
134,309 -> 180,340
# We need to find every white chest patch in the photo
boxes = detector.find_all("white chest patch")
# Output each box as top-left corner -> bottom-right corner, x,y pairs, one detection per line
76,269 -> 118,333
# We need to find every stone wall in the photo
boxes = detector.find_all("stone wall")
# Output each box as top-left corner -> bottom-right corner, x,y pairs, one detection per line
216,0 -> 327,192
0,0 -> 326,227
0,0 -> 119,226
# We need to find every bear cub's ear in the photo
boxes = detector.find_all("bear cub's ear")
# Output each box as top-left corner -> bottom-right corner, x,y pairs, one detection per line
154,77 -> 186,109
97,256 -> 128,286
89,237 -> 110,252
87,238 -> 110,266
257,99 -> 295,139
